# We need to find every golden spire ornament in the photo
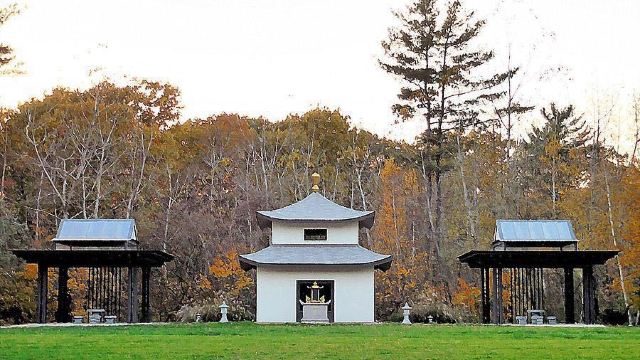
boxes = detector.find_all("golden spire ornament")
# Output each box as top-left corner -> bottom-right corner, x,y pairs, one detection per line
311,172 -> 320,192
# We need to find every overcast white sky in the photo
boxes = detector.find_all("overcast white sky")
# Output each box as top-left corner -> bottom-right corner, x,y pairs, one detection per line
1,0 -> 639,149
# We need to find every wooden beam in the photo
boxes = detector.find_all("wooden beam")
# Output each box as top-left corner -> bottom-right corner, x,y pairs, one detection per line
510,268 -> 515,323
491,268 -> 497,324
482,267 -> 490,324
480,268 -> 485,323
516,268 -> 521,317
480,268 -> 489,323
496,268 -> 504,324
564,267 -> 575,324
127,267 -> 138,323
141,267 -> 151,323
55,266 -> 71,323
37,265 -> 48,323
582,266 -> 596,324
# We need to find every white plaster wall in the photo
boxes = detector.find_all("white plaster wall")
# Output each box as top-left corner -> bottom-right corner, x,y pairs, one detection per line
256,265 -> 375,323
271,220 -> 359,245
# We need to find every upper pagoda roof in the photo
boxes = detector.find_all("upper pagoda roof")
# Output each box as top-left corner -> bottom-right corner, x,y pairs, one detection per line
256,192 -> 375,229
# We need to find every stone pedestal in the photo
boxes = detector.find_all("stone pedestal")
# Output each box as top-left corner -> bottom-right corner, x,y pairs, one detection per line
300,300 -> 331,323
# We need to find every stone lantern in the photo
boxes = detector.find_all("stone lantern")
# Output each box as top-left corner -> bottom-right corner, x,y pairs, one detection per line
402,303 -> 412,324
219,301 -> 229,323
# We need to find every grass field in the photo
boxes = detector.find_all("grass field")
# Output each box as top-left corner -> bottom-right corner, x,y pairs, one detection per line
0,322 -> 639,359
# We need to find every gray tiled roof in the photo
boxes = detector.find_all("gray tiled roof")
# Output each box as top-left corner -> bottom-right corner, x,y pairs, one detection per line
54,219 -> 136,242
239,245 -> 392,271
495,220 -> 578,242
256,193 -> 375,229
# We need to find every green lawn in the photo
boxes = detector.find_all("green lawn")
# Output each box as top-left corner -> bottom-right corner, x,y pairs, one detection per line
0,323 -> 638,359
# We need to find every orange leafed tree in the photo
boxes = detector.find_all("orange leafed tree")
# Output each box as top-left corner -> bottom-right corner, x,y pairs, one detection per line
374,159 -> 445,317
207,250 -> 253,298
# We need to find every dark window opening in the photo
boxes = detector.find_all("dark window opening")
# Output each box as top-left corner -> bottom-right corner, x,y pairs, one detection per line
304,228 -> 327,241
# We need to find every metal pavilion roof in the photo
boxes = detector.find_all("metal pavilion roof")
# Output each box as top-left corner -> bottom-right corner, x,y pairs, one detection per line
54,219 -> 136,242
239,244 -> 392,271
495,220 -> 578,243
256,192 -> 375,229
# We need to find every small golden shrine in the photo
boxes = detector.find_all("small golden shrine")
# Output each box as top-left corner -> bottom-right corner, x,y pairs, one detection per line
299,281 -> 332,323
305,282 -> 326,303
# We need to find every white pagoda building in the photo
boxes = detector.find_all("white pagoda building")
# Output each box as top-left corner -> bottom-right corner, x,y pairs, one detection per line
239,173 -> 392,323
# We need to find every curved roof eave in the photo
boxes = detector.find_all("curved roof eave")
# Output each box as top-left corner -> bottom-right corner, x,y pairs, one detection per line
238,244 -> 392,271
256,211 -> 375,230
254,193 -> 375,230
238,255 -> 392,271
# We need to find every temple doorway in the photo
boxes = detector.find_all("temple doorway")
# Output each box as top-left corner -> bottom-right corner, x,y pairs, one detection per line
296,280 -> 334,323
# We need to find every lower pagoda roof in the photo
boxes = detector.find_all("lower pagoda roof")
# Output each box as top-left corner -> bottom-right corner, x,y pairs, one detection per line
239,245 -> 392,271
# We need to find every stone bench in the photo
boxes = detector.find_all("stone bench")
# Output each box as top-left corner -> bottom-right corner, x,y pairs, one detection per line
88,309 -> 105,324
531,315 -> 544,325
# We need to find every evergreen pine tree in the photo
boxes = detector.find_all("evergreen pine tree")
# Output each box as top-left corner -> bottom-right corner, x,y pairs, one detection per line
380,0 -> 510,259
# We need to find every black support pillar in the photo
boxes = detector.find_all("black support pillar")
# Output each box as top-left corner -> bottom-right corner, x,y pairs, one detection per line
141,267 -> 151,323
480,267 -> 490,324
496,268 -> 504,324
55,266 -> 72,323
36,264 -> 48,324
563,267 -> 575,324
582,266 -> 597,324
491,268 -> 497,323
127,266 -> 138,323
491,268 -> 503,324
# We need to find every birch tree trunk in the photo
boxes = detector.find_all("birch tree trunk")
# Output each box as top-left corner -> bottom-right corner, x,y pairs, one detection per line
603,167 -> 632,325
456,133 -> 477,245
420,151 -> 436,246
126,131 -> 152,218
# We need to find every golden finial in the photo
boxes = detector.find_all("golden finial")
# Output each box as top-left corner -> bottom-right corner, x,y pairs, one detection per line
311,172 -> 320,192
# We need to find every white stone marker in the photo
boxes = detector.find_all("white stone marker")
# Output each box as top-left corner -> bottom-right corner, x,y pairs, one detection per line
402,303 -> 412,324
219,301 -> 229,323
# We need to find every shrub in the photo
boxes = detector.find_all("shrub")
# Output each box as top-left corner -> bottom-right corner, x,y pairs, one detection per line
176,298 -> 254,322
389,302 -> 458,324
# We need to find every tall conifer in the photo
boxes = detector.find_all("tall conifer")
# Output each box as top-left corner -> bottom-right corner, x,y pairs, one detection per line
380,0 -> 510,258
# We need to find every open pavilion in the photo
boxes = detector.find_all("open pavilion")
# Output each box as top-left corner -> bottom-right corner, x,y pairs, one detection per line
12,219 -> 173,324
458,220 -> 618,325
